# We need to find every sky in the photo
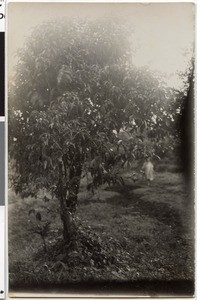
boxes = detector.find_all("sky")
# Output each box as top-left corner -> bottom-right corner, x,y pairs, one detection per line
8,2 -> 195,89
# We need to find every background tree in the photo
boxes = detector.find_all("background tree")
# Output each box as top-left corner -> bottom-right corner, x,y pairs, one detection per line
9,18 -> 178,243
177,58 -> 194,184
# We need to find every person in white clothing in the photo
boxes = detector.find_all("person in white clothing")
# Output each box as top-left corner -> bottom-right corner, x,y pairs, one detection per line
142,156 -> 154,185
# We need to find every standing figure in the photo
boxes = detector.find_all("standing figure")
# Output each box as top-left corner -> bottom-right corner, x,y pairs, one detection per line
142,157 -> 154,185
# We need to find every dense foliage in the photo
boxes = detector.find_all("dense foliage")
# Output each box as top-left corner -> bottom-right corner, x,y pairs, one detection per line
9,18 -> 183,242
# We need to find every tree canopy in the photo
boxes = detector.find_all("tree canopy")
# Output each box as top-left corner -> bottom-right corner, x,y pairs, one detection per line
9,18 -> 183,241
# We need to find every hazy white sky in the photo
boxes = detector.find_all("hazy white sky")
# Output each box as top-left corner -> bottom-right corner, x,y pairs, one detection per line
8,3 -> 195,89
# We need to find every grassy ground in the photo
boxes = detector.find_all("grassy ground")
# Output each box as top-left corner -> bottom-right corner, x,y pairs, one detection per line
8,169 -> 194,294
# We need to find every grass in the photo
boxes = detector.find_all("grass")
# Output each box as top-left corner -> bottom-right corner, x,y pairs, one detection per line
8,169 -> 194,294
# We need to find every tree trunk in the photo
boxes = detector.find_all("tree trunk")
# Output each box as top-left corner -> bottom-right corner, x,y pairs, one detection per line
57,160 -> 82,243
60,205 -> 72,243
57,161 -> 71,243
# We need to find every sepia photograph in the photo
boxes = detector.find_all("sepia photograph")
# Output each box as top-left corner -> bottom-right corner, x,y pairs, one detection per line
8,2 -> 195,297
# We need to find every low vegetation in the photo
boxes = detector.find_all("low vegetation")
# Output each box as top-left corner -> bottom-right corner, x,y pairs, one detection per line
9,165 -> 194,293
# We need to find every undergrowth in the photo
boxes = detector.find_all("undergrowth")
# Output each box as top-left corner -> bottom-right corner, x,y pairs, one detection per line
9,170 -> 194,290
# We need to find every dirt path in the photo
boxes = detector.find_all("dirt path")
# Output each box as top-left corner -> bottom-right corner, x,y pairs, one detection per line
119,172 -> 194,280
79,171 -> 194,282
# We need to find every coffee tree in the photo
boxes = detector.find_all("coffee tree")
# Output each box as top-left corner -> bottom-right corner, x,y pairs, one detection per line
9,19 -> 173,243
